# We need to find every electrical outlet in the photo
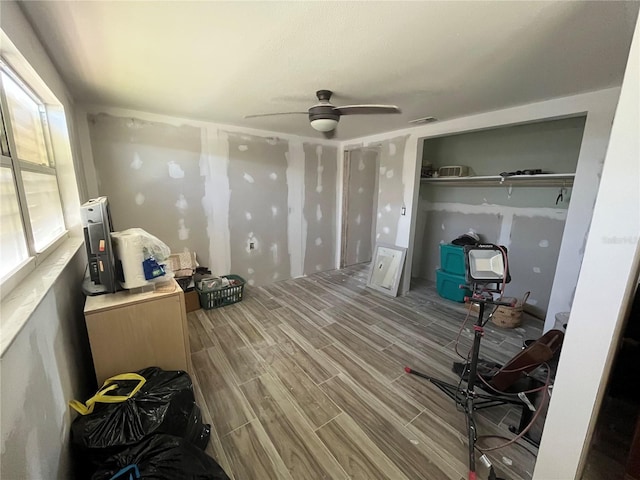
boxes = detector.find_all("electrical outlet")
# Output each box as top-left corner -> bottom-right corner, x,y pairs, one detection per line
401,207 -> 406,216
249,242 -> 255,250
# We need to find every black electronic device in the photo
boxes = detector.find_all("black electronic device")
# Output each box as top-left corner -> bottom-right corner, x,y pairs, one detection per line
80,197 -> 118,295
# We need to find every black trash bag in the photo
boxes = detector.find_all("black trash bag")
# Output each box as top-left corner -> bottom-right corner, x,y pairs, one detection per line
71,367 -> 210,473
451,231 -> 480,246
184,403 -> 211,450
91,434 -> 230,480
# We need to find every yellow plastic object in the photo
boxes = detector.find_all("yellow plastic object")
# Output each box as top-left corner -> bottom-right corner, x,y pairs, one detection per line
69,373 -> 146,415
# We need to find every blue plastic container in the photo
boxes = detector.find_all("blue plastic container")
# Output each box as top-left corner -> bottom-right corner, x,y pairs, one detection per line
439,244 -> 467,276
436,269 -> 471,303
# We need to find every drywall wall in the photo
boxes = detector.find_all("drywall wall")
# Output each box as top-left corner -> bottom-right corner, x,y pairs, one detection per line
343,148 -> 378,266
418,209 -> 502,273
375,136 -> 409,245
422,116 -> 585,175
341,88 -> 619,304
413,118 -> 584,317
81,108 -> 338,287
419,184 -> 573,209
414,200 -> 569,316
507,215 -> 567,317
87,114 -> 210,267
0,247 -> 94,480
303,143 -> 338,275
534,16 -> 640,479
227,133 -> 290,285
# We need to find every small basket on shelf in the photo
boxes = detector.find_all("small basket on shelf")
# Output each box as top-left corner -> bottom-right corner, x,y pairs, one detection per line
196,274 -> 246,310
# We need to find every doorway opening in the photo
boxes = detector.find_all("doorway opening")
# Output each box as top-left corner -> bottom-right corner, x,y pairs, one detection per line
340,147 -> 380,268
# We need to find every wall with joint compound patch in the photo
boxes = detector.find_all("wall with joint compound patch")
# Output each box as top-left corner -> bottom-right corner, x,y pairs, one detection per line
303,143 -> 338,275
80,108 -> 338,287
374,135 -> 409,245
227,133 -> 290,286
87,114 -> 209,267
414,117 -> 585,317
340,89 -> 618,320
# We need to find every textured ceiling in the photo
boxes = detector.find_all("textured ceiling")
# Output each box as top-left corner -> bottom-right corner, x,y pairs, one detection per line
18,1 -> 639,140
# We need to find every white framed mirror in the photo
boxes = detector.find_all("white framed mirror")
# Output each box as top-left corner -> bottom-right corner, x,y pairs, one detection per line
367,243 -> 407,297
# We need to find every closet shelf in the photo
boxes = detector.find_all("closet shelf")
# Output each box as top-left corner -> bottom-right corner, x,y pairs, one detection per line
420,173 -> 575,187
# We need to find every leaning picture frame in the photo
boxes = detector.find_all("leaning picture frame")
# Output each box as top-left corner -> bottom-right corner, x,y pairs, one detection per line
367,243 -> 407,297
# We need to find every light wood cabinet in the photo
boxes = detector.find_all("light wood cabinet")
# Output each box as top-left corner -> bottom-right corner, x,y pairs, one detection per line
84,279 -> 193,385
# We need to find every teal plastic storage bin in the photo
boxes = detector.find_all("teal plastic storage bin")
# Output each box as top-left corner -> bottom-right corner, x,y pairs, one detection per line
439,244 -> 466,276
436,269 -> 471,303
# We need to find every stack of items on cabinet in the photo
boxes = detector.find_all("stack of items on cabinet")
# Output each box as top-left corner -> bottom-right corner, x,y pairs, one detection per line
69,367 -> 229,480
167,251 -> 203,313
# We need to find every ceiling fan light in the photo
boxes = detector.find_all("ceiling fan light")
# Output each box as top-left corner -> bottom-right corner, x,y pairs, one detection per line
310,118 -> 338,132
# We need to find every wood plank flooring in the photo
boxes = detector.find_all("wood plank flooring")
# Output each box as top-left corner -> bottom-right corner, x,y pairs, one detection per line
190,264 -> 543,480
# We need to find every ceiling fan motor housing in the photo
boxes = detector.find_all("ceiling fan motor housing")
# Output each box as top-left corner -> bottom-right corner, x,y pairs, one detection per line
308,104 -> 340,123
310,89 -> 339,125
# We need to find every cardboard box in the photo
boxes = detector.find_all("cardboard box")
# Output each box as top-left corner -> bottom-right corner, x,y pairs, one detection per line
184,290 -> 200,313
167,251 -> 197,277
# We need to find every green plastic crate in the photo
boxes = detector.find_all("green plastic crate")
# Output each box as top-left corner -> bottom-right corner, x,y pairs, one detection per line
439,244 -> 467,276
436,269 -> 471,303
196,274 -> 245,309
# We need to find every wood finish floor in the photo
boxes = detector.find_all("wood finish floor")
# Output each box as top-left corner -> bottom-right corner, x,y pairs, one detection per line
188,264 -> 543,480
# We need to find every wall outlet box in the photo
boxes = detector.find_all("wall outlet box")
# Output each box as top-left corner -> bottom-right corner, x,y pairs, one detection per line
438,165 -> 469,177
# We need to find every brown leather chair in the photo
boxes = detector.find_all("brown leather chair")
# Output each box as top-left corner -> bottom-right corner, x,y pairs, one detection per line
489,329 -> 564,392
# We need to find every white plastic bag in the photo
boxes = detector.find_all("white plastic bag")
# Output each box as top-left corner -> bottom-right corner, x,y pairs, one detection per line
111,228 -> 172,289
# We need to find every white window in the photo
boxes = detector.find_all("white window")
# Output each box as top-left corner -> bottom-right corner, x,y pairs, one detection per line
0,63 -> 67,283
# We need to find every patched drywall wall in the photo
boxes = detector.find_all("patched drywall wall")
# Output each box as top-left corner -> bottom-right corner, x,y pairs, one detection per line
421,185 -> 573,209
83,110 -> 338,286
422,116 -> 585,175
303,143 -> 338,275
416,202 -> 567,316
227,134 -> 290,286
342,89 -> 618,303
87,114 -> 210,266
418,209 -> 503,279
412,117 -> 584,317
414,199 -> 569,316
507,215 -> 566,317
375,136 -> 409,245
343,148 -> 379,266
1,248 -> 93,480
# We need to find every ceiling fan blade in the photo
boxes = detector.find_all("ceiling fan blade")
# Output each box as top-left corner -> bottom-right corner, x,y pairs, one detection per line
244,112 -> 308,119
334,105 -> 401,115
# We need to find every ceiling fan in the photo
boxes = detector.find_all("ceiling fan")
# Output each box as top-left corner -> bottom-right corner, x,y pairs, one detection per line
245,90 -> 401,138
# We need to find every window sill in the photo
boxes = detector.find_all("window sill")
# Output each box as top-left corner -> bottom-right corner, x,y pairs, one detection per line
0,231 -> 70,300
0,236 -> 83,357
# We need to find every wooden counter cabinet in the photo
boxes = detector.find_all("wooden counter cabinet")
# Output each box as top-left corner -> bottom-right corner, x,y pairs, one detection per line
84,279 -> 193,385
